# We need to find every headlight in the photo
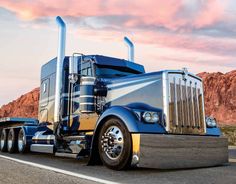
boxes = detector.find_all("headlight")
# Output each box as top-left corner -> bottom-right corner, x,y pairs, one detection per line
152,112 -> 159,122
143,112 -> 152,122
143,112 -> 159,123
206,116 -> 217,128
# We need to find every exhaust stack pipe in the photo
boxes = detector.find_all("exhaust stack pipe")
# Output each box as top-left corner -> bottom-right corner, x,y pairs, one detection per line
54,16 -> 66,123
124,36 -> 134,62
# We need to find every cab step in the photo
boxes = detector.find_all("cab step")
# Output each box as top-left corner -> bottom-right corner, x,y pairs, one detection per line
55,152 -> 78,158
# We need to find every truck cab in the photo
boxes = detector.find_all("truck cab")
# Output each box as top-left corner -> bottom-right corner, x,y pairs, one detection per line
38,55 -> 145,133
0,16 -> 228,171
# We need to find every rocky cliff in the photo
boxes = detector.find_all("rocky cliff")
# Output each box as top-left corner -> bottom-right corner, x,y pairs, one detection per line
0,88 -> 39,119
197,70 -> 236,126
0,71 -> 236,126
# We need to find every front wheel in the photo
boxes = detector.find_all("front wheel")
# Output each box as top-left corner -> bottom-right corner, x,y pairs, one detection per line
98,118 -> 132,170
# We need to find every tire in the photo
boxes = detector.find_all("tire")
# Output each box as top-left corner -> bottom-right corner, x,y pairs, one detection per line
18,128 -> 29,153
0,129 -> 8,152
98,118 -> 132,170
7,128 -> 18,153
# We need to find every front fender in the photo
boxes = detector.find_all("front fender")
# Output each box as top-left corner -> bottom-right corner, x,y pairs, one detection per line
97,106 -> 140,132
88,105 -> 166,165
96,105 -> 167,134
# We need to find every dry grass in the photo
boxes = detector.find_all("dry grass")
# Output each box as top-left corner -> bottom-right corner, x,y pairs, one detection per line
220,126 -> 236,145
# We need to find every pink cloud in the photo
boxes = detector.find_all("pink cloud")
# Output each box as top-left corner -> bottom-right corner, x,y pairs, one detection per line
133,30 -> 236,57
77,25 -> 236,58
0,0 -> 229,30
193,0 -> 225,28
0,0 -> 235,67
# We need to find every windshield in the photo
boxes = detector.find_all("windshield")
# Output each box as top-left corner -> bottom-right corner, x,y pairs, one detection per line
96,65 -> 140,78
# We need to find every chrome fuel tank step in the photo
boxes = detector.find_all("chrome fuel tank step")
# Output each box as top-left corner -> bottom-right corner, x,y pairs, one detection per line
31,131 -> 55,145
30,144 -> 54,154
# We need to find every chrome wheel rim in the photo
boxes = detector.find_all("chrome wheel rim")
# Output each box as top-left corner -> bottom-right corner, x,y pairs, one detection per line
18,131 -> 24,151
0,134 -> 4,149
8,132 -> 13,150
101,126 -> 124,160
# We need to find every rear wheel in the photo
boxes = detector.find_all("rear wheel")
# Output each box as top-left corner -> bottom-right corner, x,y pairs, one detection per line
7,128 -> 18,153
18,128 -> 29,153
98,118 -> 132,170
0,129 -> 8,152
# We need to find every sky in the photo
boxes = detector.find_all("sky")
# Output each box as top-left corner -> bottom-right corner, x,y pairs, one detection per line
0,0 -> 236,106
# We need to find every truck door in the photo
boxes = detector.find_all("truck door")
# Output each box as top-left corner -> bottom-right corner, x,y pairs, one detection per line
69,57 -> 98,132
39,78 -> 50,122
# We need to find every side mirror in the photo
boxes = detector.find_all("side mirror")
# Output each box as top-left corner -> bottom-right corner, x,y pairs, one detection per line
69,55 -> 79,84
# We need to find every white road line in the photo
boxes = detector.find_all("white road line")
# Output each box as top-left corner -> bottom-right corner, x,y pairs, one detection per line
229,159 -> 236,163
0,155 -> 120,184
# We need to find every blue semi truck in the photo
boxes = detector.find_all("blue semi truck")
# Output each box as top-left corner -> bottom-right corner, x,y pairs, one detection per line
0,16 -> 228,170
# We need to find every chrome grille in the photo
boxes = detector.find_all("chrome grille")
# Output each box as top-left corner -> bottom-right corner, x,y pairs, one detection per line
168,74 -> 205,134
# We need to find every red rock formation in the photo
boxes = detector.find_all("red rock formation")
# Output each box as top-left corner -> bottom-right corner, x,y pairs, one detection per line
198,70 -> 236,126
0,71 -> 236,126
0,88 -> 39,119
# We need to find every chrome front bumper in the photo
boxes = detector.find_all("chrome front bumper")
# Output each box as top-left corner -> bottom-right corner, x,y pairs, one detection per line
131,134 -> 228,169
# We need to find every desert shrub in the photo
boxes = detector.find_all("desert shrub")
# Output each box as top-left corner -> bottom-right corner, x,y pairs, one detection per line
221,126 -> 236,146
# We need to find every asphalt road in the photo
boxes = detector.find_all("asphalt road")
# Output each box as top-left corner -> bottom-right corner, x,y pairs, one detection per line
0,147 -> 236,184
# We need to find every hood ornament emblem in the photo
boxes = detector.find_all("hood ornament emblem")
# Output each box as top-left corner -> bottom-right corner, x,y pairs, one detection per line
182,68 -> 188,81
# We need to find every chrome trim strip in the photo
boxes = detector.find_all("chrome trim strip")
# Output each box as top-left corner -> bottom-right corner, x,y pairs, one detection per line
107,76 -> 157,89
47,135 -> 51,144
179,78 -> 184,127
195,83 -> 200,128
201,81 -> 207,133
162,71 -> 169,131
185,80 -> 190,127
81,81 -> 95,85
79,95 -> 94,98
39,91 -> 80,104
79,103 -> 95,105
190,81 -> 195,127
174,77 -> 178,126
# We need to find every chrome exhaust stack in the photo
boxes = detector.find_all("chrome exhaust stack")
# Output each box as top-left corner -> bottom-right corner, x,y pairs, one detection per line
124,36 -> 134,62
54,16 -> 66,123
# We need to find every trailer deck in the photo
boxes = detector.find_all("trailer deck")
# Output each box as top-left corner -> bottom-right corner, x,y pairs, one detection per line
0,117 -> 38,130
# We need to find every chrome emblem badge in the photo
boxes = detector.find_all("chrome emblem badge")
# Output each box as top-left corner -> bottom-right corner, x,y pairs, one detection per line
182,68 -> 188,81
